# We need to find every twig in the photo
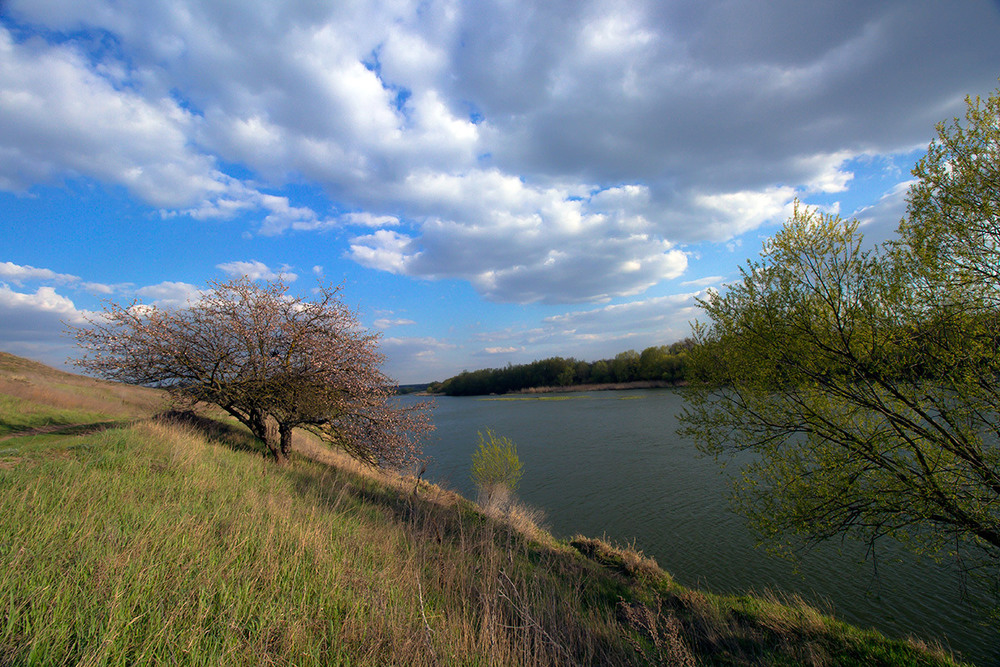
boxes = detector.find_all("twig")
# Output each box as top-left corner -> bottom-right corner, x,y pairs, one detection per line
497,570 -> 578,666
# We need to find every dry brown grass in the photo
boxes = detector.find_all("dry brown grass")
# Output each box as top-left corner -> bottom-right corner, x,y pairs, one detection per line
619,596 -> 698,667
285,428 -> 634,665
0,351 -> 164,427
570,535 -> 668,583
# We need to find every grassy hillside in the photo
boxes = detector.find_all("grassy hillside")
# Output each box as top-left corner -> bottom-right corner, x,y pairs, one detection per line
0,351 -> 162,437
0,353 -> 968,665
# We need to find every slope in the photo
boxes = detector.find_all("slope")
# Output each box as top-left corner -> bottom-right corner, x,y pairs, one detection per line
0,353 -> 968,666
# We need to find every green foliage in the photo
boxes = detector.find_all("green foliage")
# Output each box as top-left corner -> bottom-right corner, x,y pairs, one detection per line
681,88 -> 1000,582
431,341 -> 694,396
470,429 -> 524,493
901,90 -> 1000,301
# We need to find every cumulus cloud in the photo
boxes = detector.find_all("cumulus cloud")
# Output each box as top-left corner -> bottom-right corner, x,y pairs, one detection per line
374,317 -> 416,329
0,261 -> 79,285
348,230 -> 417,275
0,284 -> 88,365
464,292 -> 704,368
135,281 -> 203,308
349,174 -> 688,302
0,25 -> 331,236
3,0 -> 999,305
0,28 -> 219,207
216,260 -> 298,283
0,284 -> 85,331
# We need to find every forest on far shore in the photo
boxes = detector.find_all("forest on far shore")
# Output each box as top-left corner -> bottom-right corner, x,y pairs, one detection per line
427,339 -> 694,396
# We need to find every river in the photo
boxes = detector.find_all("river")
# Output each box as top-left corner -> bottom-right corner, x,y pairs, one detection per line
402,389 -> 998,666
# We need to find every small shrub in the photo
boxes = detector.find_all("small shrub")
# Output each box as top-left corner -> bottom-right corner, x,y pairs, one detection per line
471,429 -> 524,506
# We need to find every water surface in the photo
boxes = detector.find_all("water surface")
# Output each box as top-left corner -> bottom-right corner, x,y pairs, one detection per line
405,390 -> 997,665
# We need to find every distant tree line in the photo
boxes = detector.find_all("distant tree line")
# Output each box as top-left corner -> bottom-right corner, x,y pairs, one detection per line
429,339 -> 695,396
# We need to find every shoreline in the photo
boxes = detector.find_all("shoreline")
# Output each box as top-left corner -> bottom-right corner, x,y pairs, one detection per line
513,379 -> 686,394
420,379 -> 686,396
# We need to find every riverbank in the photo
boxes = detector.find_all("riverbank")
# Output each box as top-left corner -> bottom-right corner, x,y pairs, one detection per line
0,353 -> 970,665
515,379 -> 685,393
420,379 -> 686,396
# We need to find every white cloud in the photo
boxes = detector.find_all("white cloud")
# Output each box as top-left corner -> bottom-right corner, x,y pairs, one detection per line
0,25 -> 334,236
373,317 -> 416,329
348,230 -> 417,274
0,28 -> 221,208
0,261 -> 79,285
0,284 -> 88,367
2,0 -> 999,307
343,212 -> 400,228
135,281 -> 203,308
216,260 -> 298,283
81,282 -> 116,295
798,151 -> 855,194
854,179 -> 914,245
0,266 -> 124,364
680,276 -> 725,288
692,187 -> 797,241
0,284 -> 85,325
256,194 -> 336,236
350,172 -> 689,303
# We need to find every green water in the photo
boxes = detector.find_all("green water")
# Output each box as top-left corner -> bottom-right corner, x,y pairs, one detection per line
407,389 -> 998,666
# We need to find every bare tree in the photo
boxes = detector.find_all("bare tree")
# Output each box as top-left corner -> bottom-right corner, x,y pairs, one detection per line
72,277 -> 432,465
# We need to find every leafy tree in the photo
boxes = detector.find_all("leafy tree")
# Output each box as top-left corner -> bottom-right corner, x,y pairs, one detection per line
471,429 -> 524,505
590,359 -> 612,384
902,91 -> 1000,302
612,349 -> 640,382
72,277 -> 431,465
638,346 -> 665,381
681,90 -> 1000,579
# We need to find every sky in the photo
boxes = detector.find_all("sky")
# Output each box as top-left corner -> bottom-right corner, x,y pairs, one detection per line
1,1 -> 999,383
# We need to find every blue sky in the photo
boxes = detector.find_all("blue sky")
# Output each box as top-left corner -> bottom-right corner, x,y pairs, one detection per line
1,1 -> 999,383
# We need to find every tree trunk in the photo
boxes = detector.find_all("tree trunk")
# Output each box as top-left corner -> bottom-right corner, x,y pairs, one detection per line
250,407 -> 285,463
279,422 -> 294,460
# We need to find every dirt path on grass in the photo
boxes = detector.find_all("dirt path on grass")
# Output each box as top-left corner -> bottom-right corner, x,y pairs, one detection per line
0,421 -> 126,442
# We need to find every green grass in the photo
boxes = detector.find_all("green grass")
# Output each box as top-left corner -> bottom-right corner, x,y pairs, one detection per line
0,352 -> 972,666
477,394 -> 647,402
0,351 -> 163,437
478,395 -> 582,401
0,393 -> 116,436
1,419 -> 627,665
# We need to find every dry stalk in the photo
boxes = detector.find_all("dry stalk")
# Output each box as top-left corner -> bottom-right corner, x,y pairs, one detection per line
497,569 -> 578,667
619,596 -> 696,667
415,570 -> 440,666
